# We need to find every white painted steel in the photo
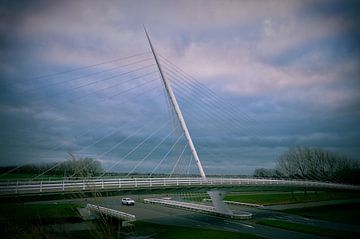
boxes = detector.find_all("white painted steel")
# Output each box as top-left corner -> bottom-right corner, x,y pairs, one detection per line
144,198 -> 252,219
144,28 -> 206,179
144,198 -> 215,211
86,203 -> 136,221
0,177 -> 359,196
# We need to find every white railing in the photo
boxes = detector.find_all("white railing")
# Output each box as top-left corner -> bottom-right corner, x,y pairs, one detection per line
86,203 -> 136,221
144,198 -> 215,212
0,177 -> 359,196
144,198 -> 253,219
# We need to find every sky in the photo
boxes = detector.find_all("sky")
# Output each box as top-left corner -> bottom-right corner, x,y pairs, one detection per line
0,0 -> 359,175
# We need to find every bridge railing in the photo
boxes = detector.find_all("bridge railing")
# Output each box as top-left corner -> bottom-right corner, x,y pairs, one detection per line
144,198 -> 253,219
0,177 -> 358,195
144,198 -> 215,212
86,203 -> 136,221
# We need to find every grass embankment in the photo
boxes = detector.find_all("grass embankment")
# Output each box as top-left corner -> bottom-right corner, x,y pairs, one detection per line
0,203 -> 90,238
0,203 -> 81,223
225,191 -> 359,205
258,219 -> 359,239
284,202 -> 360,225
132,221 -> 266,239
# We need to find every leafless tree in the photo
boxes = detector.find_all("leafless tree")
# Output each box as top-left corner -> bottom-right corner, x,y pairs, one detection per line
275,147 -> 360,184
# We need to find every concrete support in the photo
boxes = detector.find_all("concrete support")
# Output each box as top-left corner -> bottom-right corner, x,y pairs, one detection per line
207,190 -> 233,215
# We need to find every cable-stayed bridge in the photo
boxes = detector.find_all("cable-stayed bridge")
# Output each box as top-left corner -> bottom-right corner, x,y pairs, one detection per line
1,177 -> 358,197
1,30 -> 359,203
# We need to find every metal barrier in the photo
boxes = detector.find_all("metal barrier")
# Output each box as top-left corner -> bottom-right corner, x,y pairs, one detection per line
144,198 -> 215,211
204,198 -> 264,208
144,198 -> 252,219
86,203 -> 136,221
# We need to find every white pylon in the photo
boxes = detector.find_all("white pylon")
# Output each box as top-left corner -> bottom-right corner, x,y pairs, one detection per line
144,28 -> 206,179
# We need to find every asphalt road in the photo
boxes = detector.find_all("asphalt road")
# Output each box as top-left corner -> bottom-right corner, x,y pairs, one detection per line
29,194 -> 359,239
89,195 -> 328,239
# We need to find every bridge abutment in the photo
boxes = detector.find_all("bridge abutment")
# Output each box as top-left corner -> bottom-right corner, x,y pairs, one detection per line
207,190 -> 232,215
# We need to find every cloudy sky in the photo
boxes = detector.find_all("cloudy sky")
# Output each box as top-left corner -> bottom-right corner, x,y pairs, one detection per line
0,0 -> 359,175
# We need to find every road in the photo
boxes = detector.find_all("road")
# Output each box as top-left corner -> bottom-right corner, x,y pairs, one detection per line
28,194 -> 359,238
90,195 -> 328,239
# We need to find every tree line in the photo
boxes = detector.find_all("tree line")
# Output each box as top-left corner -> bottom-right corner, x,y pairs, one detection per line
0,153 -> 103,178
254,147 -> 360,184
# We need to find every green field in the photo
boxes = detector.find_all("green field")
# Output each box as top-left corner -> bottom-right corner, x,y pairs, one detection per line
0,203 -> 81,221
257,219 -> 359,239
0,203 -> 89,238
225,191 -> 359,205
132,221 -> 265,239
0,203 -> 84,229
283,203 -> 360,225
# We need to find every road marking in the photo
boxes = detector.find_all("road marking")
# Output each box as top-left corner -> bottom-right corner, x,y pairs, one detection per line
223,219 -> 255,228
240,223 -> 254,228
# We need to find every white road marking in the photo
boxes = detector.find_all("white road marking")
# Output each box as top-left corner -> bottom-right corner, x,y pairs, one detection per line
223,219 -> 255,228
240,223 -> 254,228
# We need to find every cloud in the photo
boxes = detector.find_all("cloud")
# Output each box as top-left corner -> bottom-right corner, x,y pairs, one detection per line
0,0 -> 359,174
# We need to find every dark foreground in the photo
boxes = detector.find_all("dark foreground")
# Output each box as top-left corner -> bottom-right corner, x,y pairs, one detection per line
1,191 -> 360,239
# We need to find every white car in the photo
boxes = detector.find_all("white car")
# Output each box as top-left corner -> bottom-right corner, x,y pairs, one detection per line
121,198 -> 135,206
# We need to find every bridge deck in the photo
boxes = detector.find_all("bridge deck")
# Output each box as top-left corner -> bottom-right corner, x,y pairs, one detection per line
0,177 -> 358,197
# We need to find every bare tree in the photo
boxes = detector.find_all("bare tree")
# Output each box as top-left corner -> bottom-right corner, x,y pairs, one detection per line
276,147 -> 360,184
253,168 -> 281,178
65,152 -> 102,177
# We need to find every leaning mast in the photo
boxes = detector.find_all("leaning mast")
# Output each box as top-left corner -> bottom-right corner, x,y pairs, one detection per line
144,28 -> 206,179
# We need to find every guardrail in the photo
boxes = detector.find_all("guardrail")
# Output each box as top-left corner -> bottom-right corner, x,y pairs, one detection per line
145,198 -> 215,211
144,198 -> 252,219
204,198 -> 264,208
86,203 -> 136,221
0,177 -> 359,196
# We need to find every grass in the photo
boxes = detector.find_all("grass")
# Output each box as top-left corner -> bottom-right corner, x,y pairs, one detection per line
283,203 -> 360,225
132,221 -> 266,239
257,219 -> 360,239
0,203 -> 81,221
0,202 -> 90,238
225,191 -> 360,205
